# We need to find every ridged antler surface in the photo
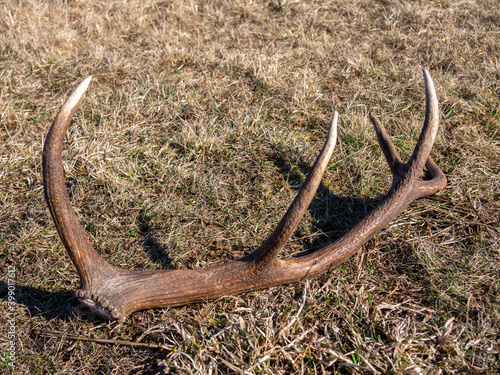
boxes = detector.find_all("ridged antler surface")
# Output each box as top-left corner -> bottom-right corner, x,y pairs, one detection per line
43,70 -> 446,321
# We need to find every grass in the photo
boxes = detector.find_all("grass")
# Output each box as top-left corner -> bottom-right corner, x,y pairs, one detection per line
1,0 -> 499,373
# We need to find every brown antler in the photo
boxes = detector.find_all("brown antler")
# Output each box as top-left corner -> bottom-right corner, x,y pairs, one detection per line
43,70 -> 446,321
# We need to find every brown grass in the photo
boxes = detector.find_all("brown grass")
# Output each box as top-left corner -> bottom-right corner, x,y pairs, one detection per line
1,0 -> 499,373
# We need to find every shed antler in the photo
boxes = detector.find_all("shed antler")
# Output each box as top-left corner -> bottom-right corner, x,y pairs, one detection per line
43,70 -> 446,321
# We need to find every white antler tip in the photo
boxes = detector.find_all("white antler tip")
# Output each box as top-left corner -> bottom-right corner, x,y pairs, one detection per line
62,76 -> 92,112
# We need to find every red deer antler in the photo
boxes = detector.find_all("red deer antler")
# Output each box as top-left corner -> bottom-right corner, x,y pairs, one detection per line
43,70 -> 446,321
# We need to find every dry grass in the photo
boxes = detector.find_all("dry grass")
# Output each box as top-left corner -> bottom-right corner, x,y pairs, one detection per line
1,0 -> 499,373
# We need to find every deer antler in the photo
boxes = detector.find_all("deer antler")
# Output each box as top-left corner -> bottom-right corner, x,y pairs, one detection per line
43,70 -> 446,321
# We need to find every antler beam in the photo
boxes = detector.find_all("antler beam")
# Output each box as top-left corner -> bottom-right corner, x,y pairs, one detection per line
43,70 -> 446,321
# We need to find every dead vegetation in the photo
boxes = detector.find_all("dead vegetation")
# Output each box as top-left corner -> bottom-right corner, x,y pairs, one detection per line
0,0 -> 499,373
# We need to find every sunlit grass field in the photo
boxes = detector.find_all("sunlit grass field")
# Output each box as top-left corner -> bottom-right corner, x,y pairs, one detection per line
1,0 -> 499,373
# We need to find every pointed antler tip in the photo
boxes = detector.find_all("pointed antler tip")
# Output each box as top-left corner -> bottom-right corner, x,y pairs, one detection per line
331,110 -> 339,123
78,76 -> 93,91
327,110 -> 339,140
423,69 -> 435,91
368,112 -> 383,133
61,77 -> 92,112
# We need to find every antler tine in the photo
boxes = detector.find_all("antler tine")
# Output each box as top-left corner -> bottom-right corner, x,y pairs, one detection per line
43,70 -> 446,321
247,112 -> 338,265
368,112 -> 403,176
409,69 -> 440,173
43,77 -> 117,290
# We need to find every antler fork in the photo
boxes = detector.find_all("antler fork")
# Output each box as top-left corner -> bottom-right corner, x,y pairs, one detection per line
43,70 -> 446,321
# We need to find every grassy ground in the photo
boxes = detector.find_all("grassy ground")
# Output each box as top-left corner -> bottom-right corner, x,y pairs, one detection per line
1,0 -> 499,373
